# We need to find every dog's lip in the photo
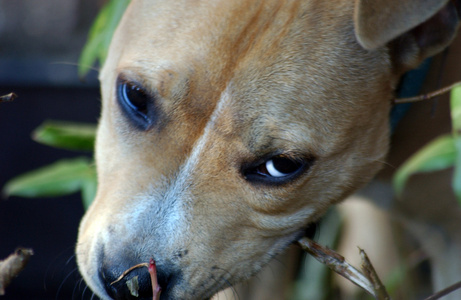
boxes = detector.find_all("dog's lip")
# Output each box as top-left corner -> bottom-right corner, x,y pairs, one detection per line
299,222 -> 319,240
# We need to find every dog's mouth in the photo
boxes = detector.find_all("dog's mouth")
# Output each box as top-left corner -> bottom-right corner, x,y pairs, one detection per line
96,222 -> 319,300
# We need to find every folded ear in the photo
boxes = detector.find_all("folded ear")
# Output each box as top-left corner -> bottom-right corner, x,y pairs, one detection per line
354,0 -> 460,72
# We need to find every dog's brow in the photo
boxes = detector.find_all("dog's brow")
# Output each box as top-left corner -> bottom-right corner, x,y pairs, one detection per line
174,85 -> 233,185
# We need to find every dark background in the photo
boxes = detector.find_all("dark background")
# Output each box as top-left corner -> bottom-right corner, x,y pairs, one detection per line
0,1 -> 104,299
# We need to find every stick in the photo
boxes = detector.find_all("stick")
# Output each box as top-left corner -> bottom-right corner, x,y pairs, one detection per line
110,263 -> 149,285
148,258 -> 161,300
359,248 -> 391,300
0,248 -> 34,295
394,81 -> 461,104
424,280 -> 461,300
0,93 -> 17,103
297,237 -> 378,297
110,258 -> 161,300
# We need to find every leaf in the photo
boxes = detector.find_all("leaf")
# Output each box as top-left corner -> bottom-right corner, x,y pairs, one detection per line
451,86 -> 461,134
450,86 -> 461,202
126,276 -> 139,297
32,121 -> 96,151
78,0 -> 130,77
3,158 -> 96,199
81,175 -> 98,210
393,135 -> 456,196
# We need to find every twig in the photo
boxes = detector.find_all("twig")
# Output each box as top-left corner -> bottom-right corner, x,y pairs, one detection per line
0,248 -> 34,295
110,258 -> 161,300
110,262 -> 149,285
148,258 -> 161,300
0,93 -> 17,103
394,81 -> 461,104
297,237 -> 377,297
298,237 -> 392,299
359,248 -> 390,299
424,280 -> 461,300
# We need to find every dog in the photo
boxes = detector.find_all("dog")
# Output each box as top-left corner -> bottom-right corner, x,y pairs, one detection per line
76,0 -> 460,299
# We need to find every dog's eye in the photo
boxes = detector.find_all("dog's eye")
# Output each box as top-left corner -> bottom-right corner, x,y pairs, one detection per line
116,77 -> 155,130
243,155 -> 313,185
258,157 -> 302,177
120,82 -> 148,114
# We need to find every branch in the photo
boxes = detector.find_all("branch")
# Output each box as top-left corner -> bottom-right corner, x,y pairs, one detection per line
424,280 -> 461,300
394,81 -> 461,104
297,237 -> 390,299
0,93 -> 17,103
359,248 -> 390,300
0,248 -> 34,295
110,258 -> 161,300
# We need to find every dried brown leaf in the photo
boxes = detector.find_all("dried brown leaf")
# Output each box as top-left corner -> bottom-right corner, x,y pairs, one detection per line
0,93 -> 17,103
0,248 -> 34,295
297,237 -> 378,298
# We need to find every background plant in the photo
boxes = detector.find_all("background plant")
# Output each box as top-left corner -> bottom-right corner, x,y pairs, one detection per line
2,0 -> 130,209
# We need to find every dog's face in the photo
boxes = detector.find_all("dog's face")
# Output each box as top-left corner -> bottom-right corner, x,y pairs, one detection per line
76,0 -> 458,299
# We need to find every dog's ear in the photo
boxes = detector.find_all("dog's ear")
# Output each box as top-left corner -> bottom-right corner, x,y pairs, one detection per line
354,0 -> 460,71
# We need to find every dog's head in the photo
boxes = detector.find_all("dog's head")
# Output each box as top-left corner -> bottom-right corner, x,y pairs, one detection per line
77,0 -> 459,299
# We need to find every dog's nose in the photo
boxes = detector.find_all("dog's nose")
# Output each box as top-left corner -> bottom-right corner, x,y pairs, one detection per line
100,259 -> 178,300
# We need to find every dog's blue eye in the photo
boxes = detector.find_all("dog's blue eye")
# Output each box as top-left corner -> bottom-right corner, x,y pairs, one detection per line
117,78 -> 154,130
120,82 -> 148,114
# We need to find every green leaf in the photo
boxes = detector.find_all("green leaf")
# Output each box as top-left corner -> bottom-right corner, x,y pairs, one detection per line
81,175 -> 98,210
78,0 -> 130,77
3,158 -> 96,199
450,86 -> 461,202
32,121 -> 96,151
450,85 -> 461,135
453,139 -> 461,204
393,135 -> 456,196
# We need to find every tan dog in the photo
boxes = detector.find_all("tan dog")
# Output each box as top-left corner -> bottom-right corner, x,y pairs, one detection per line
76,0 -> 460,299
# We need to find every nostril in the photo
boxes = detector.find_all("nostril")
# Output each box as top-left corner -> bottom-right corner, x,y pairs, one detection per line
100,263 -> 154,300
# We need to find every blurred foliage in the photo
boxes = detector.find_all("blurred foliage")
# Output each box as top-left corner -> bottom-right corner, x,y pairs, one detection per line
393,85 -> 461,204
2,0 -> 130,209
3,157 -> 96,210
78,0 -> 130,77
3,122 -> 97,210
32,121 -> 96,151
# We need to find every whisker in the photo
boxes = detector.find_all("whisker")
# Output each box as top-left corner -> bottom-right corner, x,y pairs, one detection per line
56,267 -> 79,300
44,245 -> 77,291
72,278 -> 83,299
66,254 -> 76,266
81,282 -> 96,300
49,61 -> 101,73
224,279 -> 240,300
357,156 -> 395,169
81,284 -> 89,300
